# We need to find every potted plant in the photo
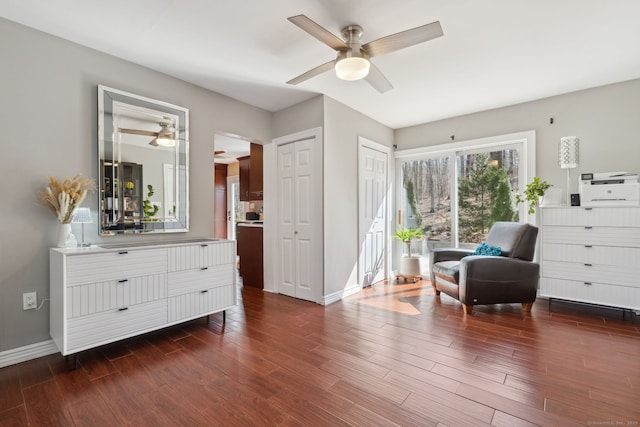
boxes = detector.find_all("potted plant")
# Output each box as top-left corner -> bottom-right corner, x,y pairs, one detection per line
515,176 -> 551,215
143,184 -> 159,219
393,226 -> 425,281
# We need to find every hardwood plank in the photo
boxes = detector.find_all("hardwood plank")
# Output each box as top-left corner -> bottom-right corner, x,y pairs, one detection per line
329,379 -> 437,427
22,380 -> 75,426
384,370 -> 495,422
402,392 -> 494,427
456,383 -> 584,427
491,410 -> 540,427
0,405 -> 28,427
268,387 -> 353,427
0,366 -> 23,412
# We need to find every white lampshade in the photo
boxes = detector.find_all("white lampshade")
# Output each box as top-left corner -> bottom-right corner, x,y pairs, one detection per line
335,57 -> 370,81
72,207 -> 92,247
559,136 -> 579,169
72,207 -> 93,224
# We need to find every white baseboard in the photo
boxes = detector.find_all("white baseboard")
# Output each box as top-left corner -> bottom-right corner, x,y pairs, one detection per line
0,340 -> 58,369
321,285 -> 362,305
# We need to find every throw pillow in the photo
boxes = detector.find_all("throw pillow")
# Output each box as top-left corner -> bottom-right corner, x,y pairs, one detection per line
472,242 -> 502,256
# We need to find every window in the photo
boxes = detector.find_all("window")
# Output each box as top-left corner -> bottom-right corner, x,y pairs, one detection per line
395,131 -> 536,257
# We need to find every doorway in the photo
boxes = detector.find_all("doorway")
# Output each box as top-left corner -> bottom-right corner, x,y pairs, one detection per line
227,175 -> 242,239
358,137 -> 390,287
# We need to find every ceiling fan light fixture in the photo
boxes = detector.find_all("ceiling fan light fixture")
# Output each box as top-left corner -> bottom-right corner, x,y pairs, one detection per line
335,51 -> 370,81
151,122 -> 176,147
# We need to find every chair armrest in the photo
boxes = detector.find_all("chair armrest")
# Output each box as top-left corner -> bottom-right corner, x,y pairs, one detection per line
431,248 -> 473,263
457,256 -> 540,305
460,256 -> 539,281
429,248 -> 473,283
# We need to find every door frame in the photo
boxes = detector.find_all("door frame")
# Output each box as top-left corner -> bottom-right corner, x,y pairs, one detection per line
358,137 -> 392,288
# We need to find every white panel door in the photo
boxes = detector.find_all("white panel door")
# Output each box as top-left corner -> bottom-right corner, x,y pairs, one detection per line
278,143 -> 296,298
292,138 -> 317,302
276,133 -> 321,302
359,141 -> 389,287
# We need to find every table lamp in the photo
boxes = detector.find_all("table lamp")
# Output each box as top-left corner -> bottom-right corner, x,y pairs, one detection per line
559,136 -> 579,204
72,207 -> 93,247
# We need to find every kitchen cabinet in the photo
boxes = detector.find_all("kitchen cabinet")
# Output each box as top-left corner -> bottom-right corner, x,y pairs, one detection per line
236,224 -> 263,288
50,239 -> 236,360
238,143 -> 263,201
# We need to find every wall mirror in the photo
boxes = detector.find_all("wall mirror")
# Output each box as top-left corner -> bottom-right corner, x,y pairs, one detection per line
98,85 -> 189,235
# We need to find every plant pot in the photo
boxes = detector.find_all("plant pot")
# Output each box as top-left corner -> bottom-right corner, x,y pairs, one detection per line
400,256 -> 421,277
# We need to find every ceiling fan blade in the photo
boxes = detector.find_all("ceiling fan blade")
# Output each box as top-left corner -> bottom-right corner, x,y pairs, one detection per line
288,15 -> 348,51
363,21 -> 443,57
365,63 -> 393,93
119,128 -> 158,137
287,60 -> 336,85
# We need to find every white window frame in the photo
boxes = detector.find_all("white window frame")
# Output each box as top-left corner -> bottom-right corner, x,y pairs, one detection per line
394,130 -> 537,249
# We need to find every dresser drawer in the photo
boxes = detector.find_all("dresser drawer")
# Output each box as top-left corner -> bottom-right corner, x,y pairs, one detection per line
168,241 -> 236,272
543,260 -> 639,288
66,299 -> 167,353
542,243 -> 640,267
168,265 -> 234,297
167,284 -> 235,323
542,226 -> 640,247
66,249 -> 168,286
542,207 -> 640,227
541,277 -> 640,310
66,273 -> 167,318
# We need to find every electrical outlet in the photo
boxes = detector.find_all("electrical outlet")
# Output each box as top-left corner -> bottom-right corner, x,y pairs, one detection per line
23,292 -> 37,310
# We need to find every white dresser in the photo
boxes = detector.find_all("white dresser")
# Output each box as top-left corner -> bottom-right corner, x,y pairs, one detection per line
540,206 -> 640,312
50,239 -> 236,357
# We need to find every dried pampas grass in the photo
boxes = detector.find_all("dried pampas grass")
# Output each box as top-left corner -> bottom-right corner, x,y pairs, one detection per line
38,174 -> 96,224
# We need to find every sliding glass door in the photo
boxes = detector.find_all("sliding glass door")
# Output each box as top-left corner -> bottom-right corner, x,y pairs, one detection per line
456,148 -> 520,247
396,132 -> 534,267
400,156 -> 452,256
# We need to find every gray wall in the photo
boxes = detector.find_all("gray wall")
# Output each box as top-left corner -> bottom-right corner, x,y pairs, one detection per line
0,18 -> 271,352
323,97 -> 394,296
395,79 -> 640,197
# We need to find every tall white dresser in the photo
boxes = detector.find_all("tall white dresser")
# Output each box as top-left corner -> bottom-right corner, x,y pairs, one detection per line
540,206 -> 640,313
50,239 -> 236,360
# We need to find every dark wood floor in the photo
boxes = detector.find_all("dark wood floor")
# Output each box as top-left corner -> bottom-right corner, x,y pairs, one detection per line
1,281 -> 639,426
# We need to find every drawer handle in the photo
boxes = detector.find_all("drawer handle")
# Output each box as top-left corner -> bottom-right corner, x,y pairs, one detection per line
201,267 -> 209,271
584,245 -> 592,248
201,290 -> 209,294
584,263 -> 592,267
118,307 -> 129,312
583,282 -> 592,286
201,244 -> 209,247
584,226 -> 592,230
118,279 -> 129,283
584,207 -> 593,211
118,251 -> 129,255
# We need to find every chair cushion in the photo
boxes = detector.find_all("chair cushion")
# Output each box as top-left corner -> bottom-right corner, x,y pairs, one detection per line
431,261 -> 460,284
472,242 -> 502,256
485,222 -> 538,260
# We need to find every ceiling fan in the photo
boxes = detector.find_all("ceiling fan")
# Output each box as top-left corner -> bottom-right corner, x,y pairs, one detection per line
119,122 -> 176,147
286,14 -> 443,93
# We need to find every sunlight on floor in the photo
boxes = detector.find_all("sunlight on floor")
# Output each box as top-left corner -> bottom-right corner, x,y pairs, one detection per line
346,280 -> 433,315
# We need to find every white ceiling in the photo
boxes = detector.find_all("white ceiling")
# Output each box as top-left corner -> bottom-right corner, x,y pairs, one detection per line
2,0 -> 640,129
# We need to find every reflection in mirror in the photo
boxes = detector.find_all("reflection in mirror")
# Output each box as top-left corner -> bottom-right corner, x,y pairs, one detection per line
98,85 -> 189,235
